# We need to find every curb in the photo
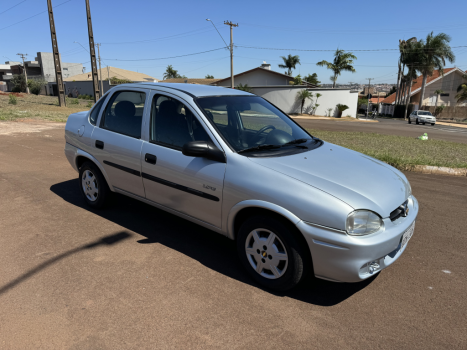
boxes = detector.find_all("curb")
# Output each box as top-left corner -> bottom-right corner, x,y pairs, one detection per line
398,165 -> 467,177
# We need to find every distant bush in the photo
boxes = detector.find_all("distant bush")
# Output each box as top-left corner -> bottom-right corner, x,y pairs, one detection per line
12,86 -> 22,93
110,76 -> 133,85
11,74 -> 27,92
8,94 -> 17,105
86,102 -> 93,108
28,78 -> 47,95
66,97 -> 79,105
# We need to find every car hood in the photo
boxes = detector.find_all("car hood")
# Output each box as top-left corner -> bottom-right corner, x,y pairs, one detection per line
248,142 -> 410,217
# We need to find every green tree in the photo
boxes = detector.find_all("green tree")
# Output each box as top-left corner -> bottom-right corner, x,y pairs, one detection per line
163,65 -> 181,79
336,104 -> 349,118
312,93 -> 322,114
292,74 -> 302,85
304,73 -> 320,85
296,89 -> 313,114
236,83 -> 252,93
402,41 -> 422,119
110,76 -> 133,85
456,76 -> 467,103
278,54 -> 300,76
434,89 -> 444,106
416,32 -> 455,107
205,74 -> 214,79
27,78 -> 47,95
316,49 -> 357,88
395,38 -> 417,104
11,74 -> 27,92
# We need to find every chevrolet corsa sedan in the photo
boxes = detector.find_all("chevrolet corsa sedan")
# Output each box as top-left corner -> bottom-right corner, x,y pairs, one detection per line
65,83 -> 418,291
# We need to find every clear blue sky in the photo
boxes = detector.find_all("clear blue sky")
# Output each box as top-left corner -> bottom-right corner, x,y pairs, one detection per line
1,0 -> 467,84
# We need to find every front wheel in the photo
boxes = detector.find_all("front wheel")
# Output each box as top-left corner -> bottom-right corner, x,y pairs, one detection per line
79,161 -> 110,209
237,215 -> 310,291
422,122 -> 425,125
408,118 -> 412,124
416,118 -> 419,124
431,123 -> 435,126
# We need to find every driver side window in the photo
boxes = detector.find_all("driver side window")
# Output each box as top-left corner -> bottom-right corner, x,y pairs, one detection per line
150,95 -> 211,150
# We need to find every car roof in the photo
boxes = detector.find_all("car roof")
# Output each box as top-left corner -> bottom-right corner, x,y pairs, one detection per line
123,82 -> 254,98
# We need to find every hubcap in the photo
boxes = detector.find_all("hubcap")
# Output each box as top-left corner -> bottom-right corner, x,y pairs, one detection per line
245,228 -> 288,279
81,170 -> 99,202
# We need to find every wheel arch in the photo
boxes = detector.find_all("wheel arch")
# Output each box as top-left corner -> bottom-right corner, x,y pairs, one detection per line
75,150 -> 114,191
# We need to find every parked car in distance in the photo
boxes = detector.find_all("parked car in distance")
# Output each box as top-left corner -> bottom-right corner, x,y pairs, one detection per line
408,110 -> 436,125
64,83 -> 418,291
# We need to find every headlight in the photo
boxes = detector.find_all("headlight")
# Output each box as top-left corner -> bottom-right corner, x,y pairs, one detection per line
346,210 -> 383,236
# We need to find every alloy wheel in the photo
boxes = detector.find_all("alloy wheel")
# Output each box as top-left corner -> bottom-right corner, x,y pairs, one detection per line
82,170 -> 99,202
245,228 -> 288,279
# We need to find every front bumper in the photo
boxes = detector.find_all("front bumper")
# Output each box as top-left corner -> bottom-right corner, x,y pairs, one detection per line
297,195 -> 419,283
420,118 -> 436,123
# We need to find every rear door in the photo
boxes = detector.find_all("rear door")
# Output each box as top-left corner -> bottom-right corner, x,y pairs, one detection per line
91,88 -> 149,197
140,92 -> 226,228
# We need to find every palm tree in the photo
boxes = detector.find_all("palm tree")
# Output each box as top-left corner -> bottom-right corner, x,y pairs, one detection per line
456,76 -> 467,103
402,41 -> 423,119
278,54 -> 300,76
296,89 -> 313,114
395,38 -> 417,105
316,49 -> 357,88
237,83 -> 252,93
434,89 -> 444,106
163,65 -> 180,80
416,32 -> 455,108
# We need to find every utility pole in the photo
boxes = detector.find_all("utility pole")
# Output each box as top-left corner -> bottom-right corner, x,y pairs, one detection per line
96,43 -> 104,94
224,21 -> 238,89
47,0 -> 66,106
85,0 -> 100,102
366,78 -> 374,116
17,53 -> 30,94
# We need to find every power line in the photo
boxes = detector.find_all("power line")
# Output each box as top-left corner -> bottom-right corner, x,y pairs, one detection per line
0,0 -> 73,31
237,45 -> 467,53
103,47 -> 226,61
0,0 -> 27,15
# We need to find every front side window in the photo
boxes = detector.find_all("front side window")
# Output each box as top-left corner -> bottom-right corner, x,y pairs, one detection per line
101,90 -> 146,138
196,95 -> 316,154
150,95 -> 211,150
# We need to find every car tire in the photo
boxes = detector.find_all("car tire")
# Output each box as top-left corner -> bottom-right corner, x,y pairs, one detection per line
78,161 -> 110,209
431,123 -> 435,126
408,118 -> 411,124
422,122 -> 425,125
416,118 -> 419,124
237,215 -> 310,291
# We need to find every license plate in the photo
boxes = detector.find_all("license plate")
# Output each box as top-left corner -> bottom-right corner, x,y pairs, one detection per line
401,222 -> 415,250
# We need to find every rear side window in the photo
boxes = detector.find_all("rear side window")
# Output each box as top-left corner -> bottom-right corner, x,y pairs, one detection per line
101,90 -> 146,138
89,96 -> 106,125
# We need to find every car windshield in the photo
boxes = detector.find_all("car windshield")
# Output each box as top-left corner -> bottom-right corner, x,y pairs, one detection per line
418,111 -> 432,116
196,95 -> 313,153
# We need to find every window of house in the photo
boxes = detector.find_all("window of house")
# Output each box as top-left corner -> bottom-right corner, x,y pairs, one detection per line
100,90 -> 146,138
150,95 -> 211,150
440,93 -> 449,97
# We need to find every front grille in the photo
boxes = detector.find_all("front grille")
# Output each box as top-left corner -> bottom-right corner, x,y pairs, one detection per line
390,199 -> 409,221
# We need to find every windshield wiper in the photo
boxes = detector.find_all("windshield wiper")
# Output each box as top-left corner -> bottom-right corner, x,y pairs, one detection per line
237,144 -> 281,154
281,138 -> 309,147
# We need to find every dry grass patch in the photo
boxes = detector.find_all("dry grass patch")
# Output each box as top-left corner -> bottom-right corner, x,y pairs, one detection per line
307,128 -> 467,169
0,93 -> 91,122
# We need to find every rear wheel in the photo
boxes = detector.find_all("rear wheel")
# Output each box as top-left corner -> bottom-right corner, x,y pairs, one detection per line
237,215 -> 310,291
408,118 -> 411,124
78,161 -> 110,209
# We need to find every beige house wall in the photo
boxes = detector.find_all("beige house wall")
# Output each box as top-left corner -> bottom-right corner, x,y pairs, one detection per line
414,70 -> 467,107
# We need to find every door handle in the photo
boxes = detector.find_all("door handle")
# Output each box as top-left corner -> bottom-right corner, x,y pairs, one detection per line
95,140 -> 104,149
145,153 -> 157,165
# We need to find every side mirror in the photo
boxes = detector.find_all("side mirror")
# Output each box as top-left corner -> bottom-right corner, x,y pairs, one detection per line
182,141 -> 226,163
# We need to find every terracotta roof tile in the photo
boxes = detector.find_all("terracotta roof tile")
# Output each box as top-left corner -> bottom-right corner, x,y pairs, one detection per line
159,78 -> 220,85
381,68 -> 455,104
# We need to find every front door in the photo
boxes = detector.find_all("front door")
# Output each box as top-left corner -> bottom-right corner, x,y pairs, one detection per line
141,93 -> 226,228
91,89 -> 149,197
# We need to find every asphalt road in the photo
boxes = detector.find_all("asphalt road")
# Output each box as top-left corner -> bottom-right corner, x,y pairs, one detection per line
0,122 -> 466,349
294,117 -> 467,144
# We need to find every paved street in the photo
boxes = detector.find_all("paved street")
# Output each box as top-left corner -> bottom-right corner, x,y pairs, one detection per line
294,117 -> 467,144
0,122 -> 466,349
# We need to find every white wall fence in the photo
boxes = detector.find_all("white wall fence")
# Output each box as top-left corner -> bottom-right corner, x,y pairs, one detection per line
250,86 -> 359,118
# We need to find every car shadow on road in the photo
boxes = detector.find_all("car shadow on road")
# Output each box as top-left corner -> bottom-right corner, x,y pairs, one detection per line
50,179 -> 378,307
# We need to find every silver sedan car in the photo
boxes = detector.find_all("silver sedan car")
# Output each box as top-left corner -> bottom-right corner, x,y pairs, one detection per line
408,110 -> 436,125
65,83 -> 418,291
